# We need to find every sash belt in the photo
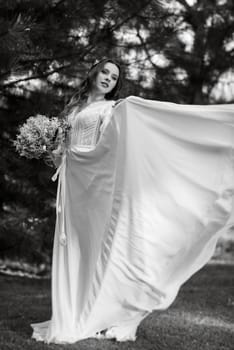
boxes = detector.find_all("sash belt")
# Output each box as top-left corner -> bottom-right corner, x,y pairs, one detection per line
52,153 -> 67,246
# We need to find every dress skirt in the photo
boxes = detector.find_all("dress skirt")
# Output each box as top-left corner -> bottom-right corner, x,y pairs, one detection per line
31,96 -> 234,343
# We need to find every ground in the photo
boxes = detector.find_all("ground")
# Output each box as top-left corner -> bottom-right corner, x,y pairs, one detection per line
0,263 -> 234,350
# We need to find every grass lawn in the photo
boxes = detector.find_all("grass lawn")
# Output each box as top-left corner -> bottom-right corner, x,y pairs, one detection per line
0,264 -> 234,350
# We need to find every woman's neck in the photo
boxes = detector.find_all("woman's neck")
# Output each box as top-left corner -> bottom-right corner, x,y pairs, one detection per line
86,91 -> 106,105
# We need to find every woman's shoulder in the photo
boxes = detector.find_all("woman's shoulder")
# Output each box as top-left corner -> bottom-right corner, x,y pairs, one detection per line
112,96 -> 140,108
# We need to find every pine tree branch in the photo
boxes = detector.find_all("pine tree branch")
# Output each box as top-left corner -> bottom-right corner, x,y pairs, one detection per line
2,64 -> 71,88
2,44 -> 95,88
136,29 -> 158,70
176,0 -> 191,11
1,1 -> 159,89
110,0 -> 154,33
17,48 -> 92,65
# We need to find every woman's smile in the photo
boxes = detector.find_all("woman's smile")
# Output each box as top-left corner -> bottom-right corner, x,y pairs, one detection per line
100,81 -> 109,88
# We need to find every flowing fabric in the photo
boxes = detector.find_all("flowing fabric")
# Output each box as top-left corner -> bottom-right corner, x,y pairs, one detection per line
31,96 -> 234,343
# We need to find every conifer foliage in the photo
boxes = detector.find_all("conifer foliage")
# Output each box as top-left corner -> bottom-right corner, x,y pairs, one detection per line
0,0 -> 233,267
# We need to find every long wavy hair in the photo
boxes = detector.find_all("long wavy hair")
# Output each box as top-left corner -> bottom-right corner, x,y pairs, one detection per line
60,58 -> 122,118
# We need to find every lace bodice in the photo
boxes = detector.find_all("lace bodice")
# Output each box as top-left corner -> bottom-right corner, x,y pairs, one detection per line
68,100 -> 114,151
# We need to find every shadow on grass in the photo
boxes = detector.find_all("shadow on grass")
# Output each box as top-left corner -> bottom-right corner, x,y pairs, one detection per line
0,264 -> 234,350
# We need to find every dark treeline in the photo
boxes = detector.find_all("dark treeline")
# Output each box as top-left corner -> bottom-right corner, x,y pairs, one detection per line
0,0 -> 233,267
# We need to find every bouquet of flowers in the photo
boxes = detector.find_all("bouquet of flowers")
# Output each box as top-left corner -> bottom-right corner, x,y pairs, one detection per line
14,114 -> 70,166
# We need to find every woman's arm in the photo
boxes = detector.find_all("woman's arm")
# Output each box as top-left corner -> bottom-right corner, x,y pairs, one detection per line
99,99 -> 125,134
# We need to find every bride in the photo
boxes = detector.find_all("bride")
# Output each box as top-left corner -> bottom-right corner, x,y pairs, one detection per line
31,58 -> 234,343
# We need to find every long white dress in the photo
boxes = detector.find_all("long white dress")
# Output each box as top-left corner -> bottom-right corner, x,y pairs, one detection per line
31,96 -> 234,343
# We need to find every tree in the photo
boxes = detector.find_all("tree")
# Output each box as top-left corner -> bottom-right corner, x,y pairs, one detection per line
0,0 -> 163,264
146,0 -> 234,103
0,0 -> 233,266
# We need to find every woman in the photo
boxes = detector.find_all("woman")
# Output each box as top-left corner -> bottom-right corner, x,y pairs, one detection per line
31,58 -> 234,343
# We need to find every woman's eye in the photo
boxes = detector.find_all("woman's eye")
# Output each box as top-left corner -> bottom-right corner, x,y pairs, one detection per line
101,69 -> 117,81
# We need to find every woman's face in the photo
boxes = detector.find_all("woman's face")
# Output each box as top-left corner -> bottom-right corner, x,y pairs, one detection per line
93,62 -> 119,95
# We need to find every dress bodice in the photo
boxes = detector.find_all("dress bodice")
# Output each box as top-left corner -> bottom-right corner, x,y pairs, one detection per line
68,100 -> 114,151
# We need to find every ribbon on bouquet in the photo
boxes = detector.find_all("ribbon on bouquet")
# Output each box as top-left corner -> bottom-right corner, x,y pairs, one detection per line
51,153 -> 67,246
